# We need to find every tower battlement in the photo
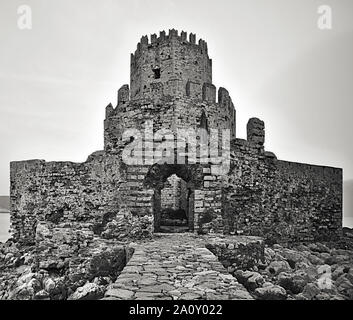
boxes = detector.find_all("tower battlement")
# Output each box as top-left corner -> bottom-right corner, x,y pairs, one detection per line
130,29 -> 212,100
131,29 -> 209,60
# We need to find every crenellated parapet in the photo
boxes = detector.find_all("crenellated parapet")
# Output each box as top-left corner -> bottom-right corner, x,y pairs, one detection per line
104,81 -> 237,149
131,29 -> 209,62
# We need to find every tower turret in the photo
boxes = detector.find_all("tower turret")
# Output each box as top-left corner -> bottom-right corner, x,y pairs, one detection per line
130,29 -> 212,100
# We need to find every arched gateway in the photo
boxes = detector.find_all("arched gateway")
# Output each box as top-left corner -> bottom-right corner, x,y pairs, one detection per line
144,163 -> 204,232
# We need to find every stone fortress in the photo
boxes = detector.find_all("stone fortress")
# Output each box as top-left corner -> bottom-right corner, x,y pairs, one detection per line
10,29 -> 343,245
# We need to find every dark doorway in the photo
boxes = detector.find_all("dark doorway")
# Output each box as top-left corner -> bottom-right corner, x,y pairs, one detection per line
144,163 -> 204,233
159,174 -> 189,233
152,66 -> 161,79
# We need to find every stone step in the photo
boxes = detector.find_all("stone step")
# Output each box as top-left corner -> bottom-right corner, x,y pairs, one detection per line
160,218 -> 188,226
159,225 -> 190,233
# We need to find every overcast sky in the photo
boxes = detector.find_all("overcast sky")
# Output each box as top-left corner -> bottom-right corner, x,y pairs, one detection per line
0,0 -> 352,226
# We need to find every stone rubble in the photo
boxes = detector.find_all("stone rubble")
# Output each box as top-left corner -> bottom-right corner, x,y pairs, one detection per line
0,222 -> 132,300
213,235 -> 353,300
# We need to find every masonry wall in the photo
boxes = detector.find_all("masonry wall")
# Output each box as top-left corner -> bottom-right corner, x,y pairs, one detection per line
161,175 -> 184,211
10,109 -> 342,244
10,153 -> 126,244
104,94 -> 235,155
10,96 -> 342,244
223,139 -> 343,242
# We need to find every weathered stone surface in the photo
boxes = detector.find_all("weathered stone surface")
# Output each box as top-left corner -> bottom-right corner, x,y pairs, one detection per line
234,270 -> 264,291
105,288 -> 135,299
101,210 -> 153,241
103,234 -> 254,300
1,232 -> 353,300
302,283 -> 321,299
87,246 -> 127,279
205,235 -> 264,270
335,273 -> 353,298
254,285 -> 287,300
277,272 -> 307,294
68,283 -> 104,300
209,239 -> 353,300
0,224 -> 134,300
267,260 -> 292,275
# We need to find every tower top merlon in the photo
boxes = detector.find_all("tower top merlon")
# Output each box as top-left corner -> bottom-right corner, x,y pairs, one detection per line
247,117 -> 265,147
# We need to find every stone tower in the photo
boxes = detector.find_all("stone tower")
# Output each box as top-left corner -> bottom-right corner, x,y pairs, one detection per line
130,29 -> 212,100
104,29 -> 236,154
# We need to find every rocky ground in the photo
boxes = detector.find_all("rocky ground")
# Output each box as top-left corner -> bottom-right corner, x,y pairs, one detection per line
0,223 -> 352,300
231,240 -> 353,300
206,228 -> 353,300
0,224 -> 133,300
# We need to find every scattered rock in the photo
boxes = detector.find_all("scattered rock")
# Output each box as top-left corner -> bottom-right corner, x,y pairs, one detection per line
34,290 -> 50,300
335,273 -> 353,297
101,210 -> 153,240
105,287 -> 135,299
331,265 -> 348,280
43,278 -> 56,293
234,270 -> 264,291
277,272 -> 307,294
302,283 -> 321,299
267,260 -> 291,275
254,285 -> 287,300
308,243 -> 330,254
87,247 -> 126,279
278,248 -> 309,268
68,283 -> 104,300
307,254 -> 324,265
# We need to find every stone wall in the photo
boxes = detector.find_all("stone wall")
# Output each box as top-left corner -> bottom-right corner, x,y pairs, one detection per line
223,138 -> 342,243
104,95 -> 235,155
10,123 -> 342,244
10,153 -> 126,244
161,175 -> 182,210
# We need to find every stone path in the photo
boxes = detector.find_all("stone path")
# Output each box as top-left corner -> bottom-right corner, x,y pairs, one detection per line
104,233 -> 253,300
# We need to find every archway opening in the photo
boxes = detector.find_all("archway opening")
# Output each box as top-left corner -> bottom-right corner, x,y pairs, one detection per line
160,174 -> 189,233
144,163 -> 203,233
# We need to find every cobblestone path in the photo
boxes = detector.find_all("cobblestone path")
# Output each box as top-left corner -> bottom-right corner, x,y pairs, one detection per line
104,233 -> 253,300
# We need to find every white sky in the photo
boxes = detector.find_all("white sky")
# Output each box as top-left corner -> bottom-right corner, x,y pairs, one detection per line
0,0 -> 353,226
